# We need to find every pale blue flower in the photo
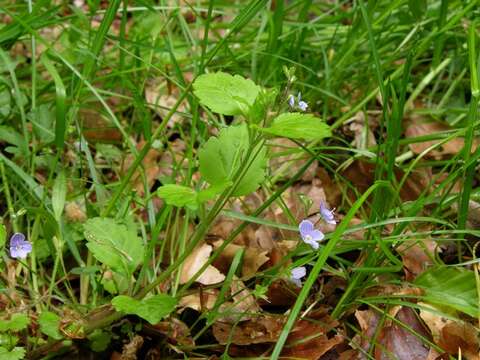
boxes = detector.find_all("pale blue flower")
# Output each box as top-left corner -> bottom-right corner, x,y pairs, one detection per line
9,233 -> 32,259
290,266 -> 306,287
320,201 -> 336,225
297,93 -> 308,111
288,94 -> 295,108
299,220 -> 324,250
287,92 -> 308,111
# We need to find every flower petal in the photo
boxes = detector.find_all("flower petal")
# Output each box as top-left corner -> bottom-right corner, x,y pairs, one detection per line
299,220 -> 314,238
304,238 -> 319,250
291,266 -> 306,280
310,229 -> 325,242
288,94 -> 295,108
10,233 -> 25,247
298,101 -> 308,111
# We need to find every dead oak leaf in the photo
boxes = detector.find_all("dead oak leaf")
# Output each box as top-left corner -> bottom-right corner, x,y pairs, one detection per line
405,118 -> 479,159
179,243 -> 225,285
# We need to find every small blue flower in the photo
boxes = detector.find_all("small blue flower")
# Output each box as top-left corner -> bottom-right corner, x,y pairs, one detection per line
288,94 -> 295,108
297,93 -> 308,111
9,233 -> 32,259
299,220 -> 324,249
320,201 -> 336,225
287,92 -> 308,111
290,266 -> 306,287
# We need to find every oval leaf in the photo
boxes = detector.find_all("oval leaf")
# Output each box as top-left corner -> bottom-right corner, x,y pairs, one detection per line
157,184 -> 198,209
258,112 -> 331,141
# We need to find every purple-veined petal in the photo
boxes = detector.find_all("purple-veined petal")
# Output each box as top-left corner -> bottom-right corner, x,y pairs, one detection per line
10,233 -> 25,247
291,266 -> 306,280
309,229 -> 325,242
299,220 -> 314,238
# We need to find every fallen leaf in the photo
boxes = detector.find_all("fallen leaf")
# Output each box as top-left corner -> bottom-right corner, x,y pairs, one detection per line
121,140 -> 162,197
397,239 -> 439,279
65,202 -> 87,223
179,243 -> 225,285
342,111 -> 377,149
405,117 -> 479,159
178,289 -> 218,312
419,303 -> 480,360
282,309 -> 344,360
80,107 -> 123,143
213,315 -> 284,345
212,240 -> 269,279
354,307 -> 432,360
147,318 -> 194,347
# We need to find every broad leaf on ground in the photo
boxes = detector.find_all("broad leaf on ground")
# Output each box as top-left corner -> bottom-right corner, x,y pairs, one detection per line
199,123 -> 266,196
193,72 -> 260,116
111,294 -> 177,325
415,266 -> 479,317
83,218 -> 144,276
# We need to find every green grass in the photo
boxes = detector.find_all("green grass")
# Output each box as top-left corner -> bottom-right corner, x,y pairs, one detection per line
0,0 -> 479,359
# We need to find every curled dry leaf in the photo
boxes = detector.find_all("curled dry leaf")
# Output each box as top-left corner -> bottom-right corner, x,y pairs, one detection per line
179,243 -> 225,285
212,240 -> 269,279
419,303 -> 480,360
178,289 -> 218,312
405,117 -> 479,159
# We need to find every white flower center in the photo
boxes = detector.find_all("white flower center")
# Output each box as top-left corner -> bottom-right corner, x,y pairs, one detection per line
304,234 -> 313,242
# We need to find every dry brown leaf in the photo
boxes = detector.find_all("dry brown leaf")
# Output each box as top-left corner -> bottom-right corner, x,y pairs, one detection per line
405,118 -> 479,159
230,277 -> 261,316
179,243 -> 225,285
212,240 -> 269,279
145,80 -> 187,128
343,111 -> 378,149
282,309 -> 343,360
419,303 -> 480,360
354,307 -> 432,360
147,318 -> 195,347
80,107 -> 123,143
121,140 -> 162,197
342,159 -> 431,202
397,239 -> 439,280
178,289 -> 219,312
213,315 -> 284,345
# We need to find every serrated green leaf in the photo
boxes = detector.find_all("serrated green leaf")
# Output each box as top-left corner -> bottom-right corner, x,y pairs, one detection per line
111,294 -> 177,325
38,312 -> 62,340
257,113 -> 331,141
0,347 -> 25,360
199,124 -> 266,196
157,184 -> 198,209
52,170 -> 67,221
193,72 -> 260,116
0,314 -> 29,332
83,218 -> 144,276
415,267 -> 479,317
